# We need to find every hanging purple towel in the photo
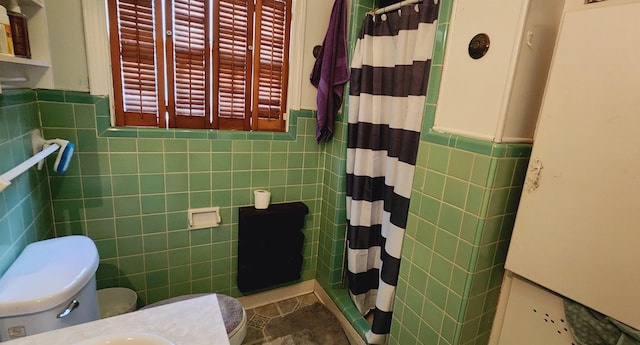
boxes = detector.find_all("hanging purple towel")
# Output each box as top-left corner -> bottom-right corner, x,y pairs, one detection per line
310,0 -> 349,143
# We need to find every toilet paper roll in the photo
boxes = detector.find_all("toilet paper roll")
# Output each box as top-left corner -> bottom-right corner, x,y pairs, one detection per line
254,190 -> 271,209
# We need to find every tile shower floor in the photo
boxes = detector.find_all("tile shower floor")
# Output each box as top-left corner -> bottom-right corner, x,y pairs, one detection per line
243,293 -> 349,345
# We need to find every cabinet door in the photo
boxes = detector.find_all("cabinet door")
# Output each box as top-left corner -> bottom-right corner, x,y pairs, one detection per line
505,1 -> 640,330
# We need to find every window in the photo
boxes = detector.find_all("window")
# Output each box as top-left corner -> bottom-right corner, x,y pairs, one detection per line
107,0 -> 291,131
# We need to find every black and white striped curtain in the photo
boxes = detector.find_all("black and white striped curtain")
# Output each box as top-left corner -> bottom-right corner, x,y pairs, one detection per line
346,1 -> 439,343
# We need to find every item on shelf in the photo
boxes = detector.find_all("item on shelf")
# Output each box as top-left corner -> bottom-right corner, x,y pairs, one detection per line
0,5 -> 14,56
7,0 -> 29,58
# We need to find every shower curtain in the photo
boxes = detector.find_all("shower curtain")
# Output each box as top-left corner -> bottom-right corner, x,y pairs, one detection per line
345,1 -> 439,343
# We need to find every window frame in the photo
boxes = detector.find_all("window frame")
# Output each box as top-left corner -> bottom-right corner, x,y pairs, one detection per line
82,0 -> 307,134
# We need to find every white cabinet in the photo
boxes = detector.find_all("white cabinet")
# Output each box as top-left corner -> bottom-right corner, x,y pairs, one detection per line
504,0 -> 640,330
432,0 -> 563,143
0,0 -> 53,91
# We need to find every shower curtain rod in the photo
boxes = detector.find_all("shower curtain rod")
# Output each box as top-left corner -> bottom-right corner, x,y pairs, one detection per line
373,0 -> 423,15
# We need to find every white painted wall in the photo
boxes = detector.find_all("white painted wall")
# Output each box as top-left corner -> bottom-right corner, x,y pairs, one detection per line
45,0 -> 89,91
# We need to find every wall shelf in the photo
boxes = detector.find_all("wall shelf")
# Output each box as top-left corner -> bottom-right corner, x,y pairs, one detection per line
0,54 -> 50,67
0,0 -> 53,92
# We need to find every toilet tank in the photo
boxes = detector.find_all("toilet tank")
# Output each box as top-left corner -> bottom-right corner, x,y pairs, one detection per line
0,236 -> 100,341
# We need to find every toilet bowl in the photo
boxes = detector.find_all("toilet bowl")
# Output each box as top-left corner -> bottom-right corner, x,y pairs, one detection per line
0,236 -> 100,341
142,293 -> 247,345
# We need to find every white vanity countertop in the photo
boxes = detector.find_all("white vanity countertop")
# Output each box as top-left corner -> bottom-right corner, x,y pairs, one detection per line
5,294 -> 230,345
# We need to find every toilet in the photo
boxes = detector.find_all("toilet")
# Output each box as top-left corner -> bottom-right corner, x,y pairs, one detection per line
142,293 -> 247,345
0,236 -> 100,341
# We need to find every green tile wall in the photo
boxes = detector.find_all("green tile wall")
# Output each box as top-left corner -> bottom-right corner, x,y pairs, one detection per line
0,90 -> 55,275
38,90 -> 322,305
390,137 -> 530,345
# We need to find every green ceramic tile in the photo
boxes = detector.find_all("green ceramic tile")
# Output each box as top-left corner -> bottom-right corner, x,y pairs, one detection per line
212,152 -> 232,171
465,185 -> 486,216
432,23 -> 448,65
86,218 -> 116,240
114,196 -> 141,217
95,98 -> 110,116
143,233 -> 168,252
115,216 -> 142,237
145,270 -> 169,287
139,153 -> 164,173
166,193 -> 188,214
481,216 -> 502,245
470,155 -> 491,186
189,152 -> 210,172
434,230 -> 457,262
76,129 -> 106,153
252,153 -> 270,170
138,139 -> 163,152
37,89 -> 65,102
167,228 -> 189,247
232,153 -> 251,170
79,154 -> 111,175
404,285 -> 425,316
109,138 -> 137,152
40,102 -> 75,128
163,139 -> 187,152
74,104 -> 97,129
487,187 -> 510,217
430,253 -> 453,286
438,203 -> 463,236
84,197 -> 114,219
493,158 -> 516,188
419,195 -> 440,225
455,240 -> 473,270
118,254 -> 145,274
231,141 -> 251,153
232,171 -> 251,189
49,176 -> 83,199
111,175 -> 140,195
512,158 -> 529,187
142,214 -> 166,234
443,177 -> 467,209
188,140 -> 209,152
145,252 -> 168,271
190,172 -> 211,191
53,199 -> 85,222
427,144 -> 449,173
140,174 -> 165,194
251,170 -> 270,188
426,65 -> 442,105
165,173 -> 188,192
475,243 -> 496,272
64,91 -> 97,104
164,153 -> 188,173
141,194 -> 166,214
447,149 -> 473,181
450,266 -> 469,296
426,277 -> 448,310
110,154 -> 139,174
424,171 -> 445,199
189,192 -> 210,210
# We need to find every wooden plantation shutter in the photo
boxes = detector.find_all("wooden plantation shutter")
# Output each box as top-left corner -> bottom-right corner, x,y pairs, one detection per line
252,0 -> 291,132
109,0 -> 290,131
167,0 -> 210,129
213,0 -> 253,130
109,0 -> 166,127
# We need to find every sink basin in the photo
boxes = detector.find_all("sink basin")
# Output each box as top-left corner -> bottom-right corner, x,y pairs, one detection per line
75,332 -> 175,345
